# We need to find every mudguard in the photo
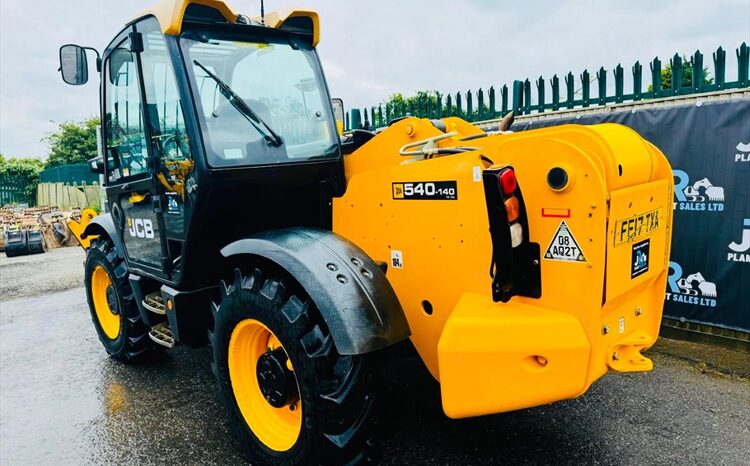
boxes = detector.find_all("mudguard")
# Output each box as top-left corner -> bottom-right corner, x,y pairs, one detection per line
81,213 -> 127,258
221,228 -> 411,355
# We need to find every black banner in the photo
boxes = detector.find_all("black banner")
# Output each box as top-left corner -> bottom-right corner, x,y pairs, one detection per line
515,98 -> 750,332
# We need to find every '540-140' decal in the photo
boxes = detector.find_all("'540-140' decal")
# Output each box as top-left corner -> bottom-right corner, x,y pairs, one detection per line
392,181 -> 457,200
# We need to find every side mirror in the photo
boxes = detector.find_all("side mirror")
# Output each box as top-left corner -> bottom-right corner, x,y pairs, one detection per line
88,156 -> 104,174
59,44 -> 89,85
331,98 -> 345,136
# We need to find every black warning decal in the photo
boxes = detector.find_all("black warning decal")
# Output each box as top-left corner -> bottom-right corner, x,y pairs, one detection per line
392,181 -> 457,200
544,220 -> 586,263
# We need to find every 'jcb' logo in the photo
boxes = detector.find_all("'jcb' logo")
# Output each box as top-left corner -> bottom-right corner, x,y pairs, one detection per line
127,217 -> 155,239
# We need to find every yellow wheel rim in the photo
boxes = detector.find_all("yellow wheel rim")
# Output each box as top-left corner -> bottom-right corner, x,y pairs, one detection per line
91,265 -> 120,340
228,319 -> 302,452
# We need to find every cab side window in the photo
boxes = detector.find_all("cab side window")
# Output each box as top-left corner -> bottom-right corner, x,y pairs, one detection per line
138,17 -> 191,163
104,38 -> 148,183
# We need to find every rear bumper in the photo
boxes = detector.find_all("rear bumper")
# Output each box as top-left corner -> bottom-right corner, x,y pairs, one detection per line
437,292 -> 658,419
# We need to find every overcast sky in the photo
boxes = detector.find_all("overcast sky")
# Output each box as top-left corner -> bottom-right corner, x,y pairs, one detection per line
1,0 -> 748,158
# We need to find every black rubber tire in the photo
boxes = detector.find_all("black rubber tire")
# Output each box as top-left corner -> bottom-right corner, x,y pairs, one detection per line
84,237 -> 152,362
211,267 -> 377,465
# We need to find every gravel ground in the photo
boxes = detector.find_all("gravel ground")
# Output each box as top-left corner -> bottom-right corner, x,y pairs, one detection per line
0,247 -> 84,300
1,247 -> 748,465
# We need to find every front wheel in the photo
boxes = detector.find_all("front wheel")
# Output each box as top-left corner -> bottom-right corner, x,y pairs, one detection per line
84,238 -> 152,362
211,267 -> 377,465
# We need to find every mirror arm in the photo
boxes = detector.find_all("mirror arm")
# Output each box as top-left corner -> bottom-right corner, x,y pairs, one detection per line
80,46 -> 101,71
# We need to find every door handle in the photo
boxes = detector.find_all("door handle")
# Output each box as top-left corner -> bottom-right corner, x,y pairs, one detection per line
129,192 -> 150,204
121,183 -> 131,191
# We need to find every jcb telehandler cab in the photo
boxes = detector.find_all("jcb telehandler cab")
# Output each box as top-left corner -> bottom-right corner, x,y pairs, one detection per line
61,0 -> 674,463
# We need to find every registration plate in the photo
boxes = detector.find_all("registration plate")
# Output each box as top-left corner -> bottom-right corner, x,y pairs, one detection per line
614,208 -> 662,245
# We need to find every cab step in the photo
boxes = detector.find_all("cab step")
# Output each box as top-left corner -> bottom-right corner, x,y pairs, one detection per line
148,322 -> 175,348
142,292 -> 166,315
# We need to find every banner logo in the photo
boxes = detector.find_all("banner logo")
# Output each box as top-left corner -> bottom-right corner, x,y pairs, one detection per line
735,141 -> 750,163
728,218 -> 750,263
672,170 -> 724,212
666,261 -> 717,308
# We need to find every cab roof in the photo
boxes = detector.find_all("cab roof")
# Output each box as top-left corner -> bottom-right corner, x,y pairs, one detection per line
134,0 -> 320,46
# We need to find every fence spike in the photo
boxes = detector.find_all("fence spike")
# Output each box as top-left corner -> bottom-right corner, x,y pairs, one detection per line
581,70 -> 590,107
692,50 -> 704,92
632,61 -> 643,100
614,64 -> 624,103
512,80 -> 523,114
551,74 -> 560,111
737,42 -> 749,86
536,76 -> 545,113
650,56 -> 662,97
565,72 -> 574,108
671,53 -> 682,94
713,47 -> 726,89
478,88 -> 484,120
597,67 -> 607,105
489,86 -> 496,119
501,84 -> 508,114
523,79 -> 531,114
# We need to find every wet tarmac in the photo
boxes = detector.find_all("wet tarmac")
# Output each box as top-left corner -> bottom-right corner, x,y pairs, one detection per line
1,249 -> 749,465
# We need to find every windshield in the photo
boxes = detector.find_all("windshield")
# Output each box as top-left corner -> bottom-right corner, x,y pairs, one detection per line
181,32 -> 338,167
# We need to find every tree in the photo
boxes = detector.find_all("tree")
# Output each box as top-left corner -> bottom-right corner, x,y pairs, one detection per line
382,90 -> 441,115
0,153 -> 44,204
648,56 -> 713,92
44,117 -> 100,167
381,89 -> 490,121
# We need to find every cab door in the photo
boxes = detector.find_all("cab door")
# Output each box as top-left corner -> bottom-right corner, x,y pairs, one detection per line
136,17 -> 195,282
102,27 -> 167,275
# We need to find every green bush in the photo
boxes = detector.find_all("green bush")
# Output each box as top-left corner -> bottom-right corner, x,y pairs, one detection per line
0,153 -> 44,205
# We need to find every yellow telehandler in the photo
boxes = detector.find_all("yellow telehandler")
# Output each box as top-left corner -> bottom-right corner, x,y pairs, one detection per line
60,0 -> 673,463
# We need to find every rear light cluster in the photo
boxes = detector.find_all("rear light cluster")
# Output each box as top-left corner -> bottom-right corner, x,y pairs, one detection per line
498,168 -> 523,248
481,164 -> 541,302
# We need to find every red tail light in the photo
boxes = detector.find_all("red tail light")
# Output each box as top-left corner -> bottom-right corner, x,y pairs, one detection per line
498,169 -> 517,195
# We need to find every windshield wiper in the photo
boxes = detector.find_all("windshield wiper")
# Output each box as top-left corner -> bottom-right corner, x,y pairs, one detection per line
193,60 -> 283,147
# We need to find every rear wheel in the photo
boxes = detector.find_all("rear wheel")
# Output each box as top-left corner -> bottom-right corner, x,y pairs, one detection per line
211,267 -> 377,465
84,238 -> 152,362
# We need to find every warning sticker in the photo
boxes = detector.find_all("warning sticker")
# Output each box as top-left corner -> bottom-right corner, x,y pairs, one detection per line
543,221 -> 587,263
391,249 -> 404,269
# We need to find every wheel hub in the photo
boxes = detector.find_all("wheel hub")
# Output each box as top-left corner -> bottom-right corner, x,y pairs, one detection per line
256,348 -> 298,408
105,285 -> 119,315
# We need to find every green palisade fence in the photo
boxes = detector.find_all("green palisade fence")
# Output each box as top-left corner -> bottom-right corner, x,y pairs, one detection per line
345,43 -> 750,130
0,180 -> 28,206
40,163 -> 100,185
